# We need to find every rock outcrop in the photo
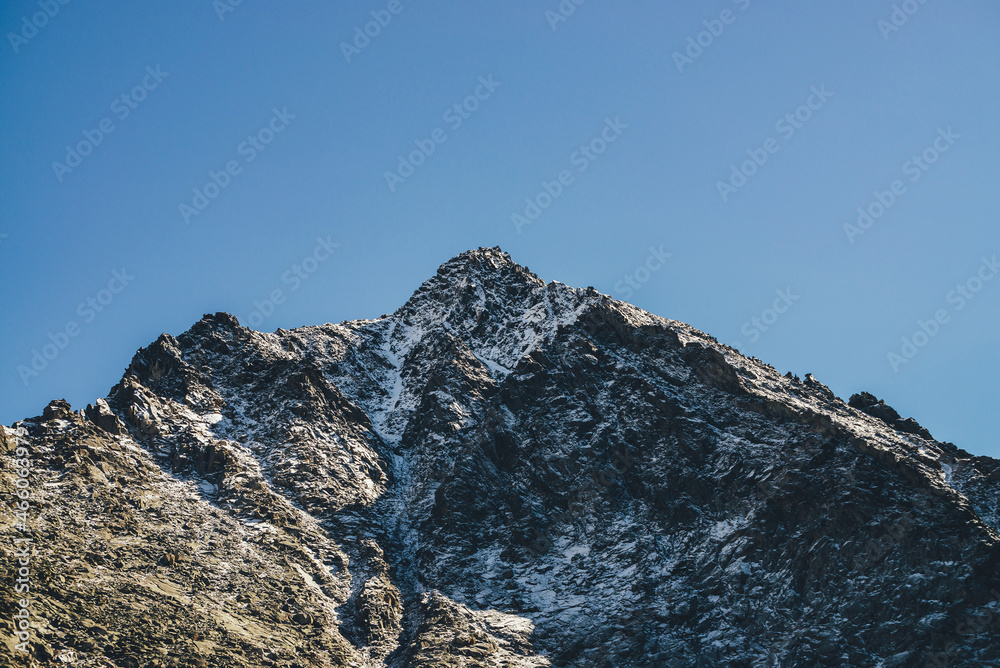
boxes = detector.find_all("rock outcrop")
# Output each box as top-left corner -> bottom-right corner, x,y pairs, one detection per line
2,247 -> 998,667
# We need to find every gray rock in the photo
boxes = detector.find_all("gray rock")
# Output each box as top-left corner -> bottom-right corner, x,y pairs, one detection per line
3,247 -> 998,667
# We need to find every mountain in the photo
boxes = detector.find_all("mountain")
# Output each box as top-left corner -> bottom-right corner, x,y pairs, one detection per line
3,246 -> 999,667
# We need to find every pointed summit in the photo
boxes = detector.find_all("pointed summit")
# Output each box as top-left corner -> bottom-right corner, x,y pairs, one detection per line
441,246 -> 519,271
391,247 -> 548,335
403,246 -> 545,307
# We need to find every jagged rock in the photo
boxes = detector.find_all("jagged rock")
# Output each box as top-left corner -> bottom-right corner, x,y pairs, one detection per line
353,575 -> 402,646
42,398 -> 73,420
849,391 -> 934,439
2,247 -> 998,667
84,398 -> 126,435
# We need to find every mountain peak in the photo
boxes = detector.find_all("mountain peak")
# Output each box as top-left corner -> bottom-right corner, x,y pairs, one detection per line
423,246 -> 544,292
7,248 -> 1000,667
390,247 -> 550,343
443,245 -> 515,268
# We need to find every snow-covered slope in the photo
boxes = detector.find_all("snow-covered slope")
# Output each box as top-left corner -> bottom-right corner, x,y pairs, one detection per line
3,247 -> 998,667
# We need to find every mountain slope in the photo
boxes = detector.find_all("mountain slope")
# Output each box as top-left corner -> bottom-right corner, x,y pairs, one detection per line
3,247 -> 998,667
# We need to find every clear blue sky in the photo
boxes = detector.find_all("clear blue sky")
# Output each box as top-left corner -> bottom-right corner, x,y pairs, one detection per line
2,1 -> 998,457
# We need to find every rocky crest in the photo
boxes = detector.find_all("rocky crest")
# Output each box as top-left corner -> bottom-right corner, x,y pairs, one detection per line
2,247 -> 999,667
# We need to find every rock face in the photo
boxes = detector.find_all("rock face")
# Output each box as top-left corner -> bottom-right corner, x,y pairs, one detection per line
2,247 -> 999,667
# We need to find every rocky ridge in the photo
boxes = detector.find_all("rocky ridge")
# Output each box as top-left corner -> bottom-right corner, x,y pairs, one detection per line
2,247 -> 999,667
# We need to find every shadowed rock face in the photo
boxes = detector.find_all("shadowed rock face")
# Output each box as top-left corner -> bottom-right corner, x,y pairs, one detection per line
2,247 -> 998,668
